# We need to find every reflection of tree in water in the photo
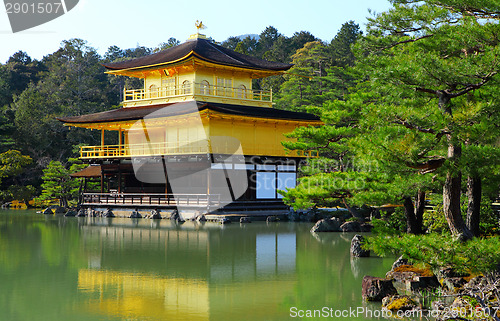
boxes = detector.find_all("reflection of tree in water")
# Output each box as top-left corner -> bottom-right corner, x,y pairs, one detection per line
290,229 -> 394,317
0,211 -> 92,321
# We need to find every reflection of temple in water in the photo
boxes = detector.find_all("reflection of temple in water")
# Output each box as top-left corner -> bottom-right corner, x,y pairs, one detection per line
77,220 -> 297,321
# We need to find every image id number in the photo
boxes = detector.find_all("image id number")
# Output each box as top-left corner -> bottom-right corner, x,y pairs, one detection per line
5,2 -> 63,14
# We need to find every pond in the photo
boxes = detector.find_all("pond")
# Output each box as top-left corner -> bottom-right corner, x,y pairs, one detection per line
0,210 -> 395,321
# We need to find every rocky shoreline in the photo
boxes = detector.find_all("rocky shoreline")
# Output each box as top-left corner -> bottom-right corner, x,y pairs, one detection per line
310,216 -> 374,233
362,256 -> 500,320
310,215 -> 500,320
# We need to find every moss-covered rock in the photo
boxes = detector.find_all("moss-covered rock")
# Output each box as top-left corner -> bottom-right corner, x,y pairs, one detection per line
362,276 -> 398,301
382,295 -> 417,311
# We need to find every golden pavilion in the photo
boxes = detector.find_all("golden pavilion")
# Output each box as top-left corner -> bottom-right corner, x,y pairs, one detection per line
60,30 -> 322,217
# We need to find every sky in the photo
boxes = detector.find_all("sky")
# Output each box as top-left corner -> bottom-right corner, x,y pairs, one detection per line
0,0 -> 392,63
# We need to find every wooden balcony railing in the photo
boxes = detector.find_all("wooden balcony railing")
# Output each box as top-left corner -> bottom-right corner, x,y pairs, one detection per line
79,141 -> 319,159
82,193 -> 221,208
123,82 -> 272,104
80,141 -> 209,159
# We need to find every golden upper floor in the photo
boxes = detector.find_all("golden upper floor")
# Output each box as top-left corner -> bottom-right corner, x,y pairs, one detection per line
121,65 -> 273,108
59,101 -> 322,159
103,36 -> 292,108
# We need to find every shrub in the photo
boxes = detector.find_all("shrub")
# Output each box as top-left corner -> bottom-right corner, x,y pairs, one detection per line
364,234 -> 500,274
423,204 -> 450,234
370,207 -> 407,235
423,195 -> 498,235
470,196 -> 498,235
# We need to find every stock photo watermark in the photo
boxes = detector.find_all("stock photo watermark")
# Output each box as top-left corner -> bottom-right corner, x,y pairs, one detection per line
4,0 -> 79,33
289,306 -> 497,319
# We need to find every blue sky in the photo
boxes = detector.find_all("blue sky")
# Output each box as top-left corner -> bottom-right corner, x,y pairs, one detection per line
0,0 -> 392,63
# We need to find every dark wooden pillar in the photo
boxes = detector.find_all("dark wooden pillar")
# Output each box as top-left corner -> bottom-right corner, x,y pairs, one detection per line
118,168 -> 122,193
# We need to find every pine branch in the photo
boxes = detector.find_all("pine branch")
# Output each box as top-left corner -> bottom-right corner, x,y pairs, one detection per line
392,117 -> 450,137
415,87 -> 438,95
441,5 -> 500,20
448,74 -> 497,98
405,157 -> 445,174
415,72 -> 497,99
317,136 -> 344,149
378,34 -> 434,51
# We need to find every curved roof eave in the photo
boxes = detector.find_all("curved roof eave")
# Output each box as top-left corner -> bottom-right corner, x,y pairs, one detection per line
58,101 -> 322,125
103,38 -> 293,72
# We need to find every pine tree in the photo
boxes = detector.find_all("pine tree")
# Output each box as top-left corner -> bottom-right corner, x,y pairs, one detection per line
39,160 -> 85,207
281,3 -> 500,238
354,0 -> 500,239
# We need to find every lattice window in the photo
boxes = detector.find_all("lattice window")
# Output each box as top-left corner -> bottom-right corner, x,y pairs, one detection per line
149,84 -> 158,98
237,84 -> 246,98
182,80 -> 192,94
200,80 -> 210,95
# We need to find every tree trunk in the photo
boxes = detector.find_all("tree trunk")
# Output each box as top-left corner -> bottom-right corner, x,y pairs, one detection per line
439,93 -> 472,240
442,141 -> 472,240
414,190 -> 425,234
60,197 -> 68,208
403,192 -> 425,234
466,175 -> 481,237
403,196 -> 418,234
342,198 -> 364,219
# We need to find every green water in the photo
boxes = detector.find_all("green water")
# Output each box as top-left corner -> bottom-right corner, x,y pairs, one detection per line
0,210 -> 394,321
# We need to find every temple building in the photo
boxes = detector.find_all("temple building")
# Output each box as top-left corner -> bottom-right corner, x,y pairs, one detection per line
60,29 -> 322,217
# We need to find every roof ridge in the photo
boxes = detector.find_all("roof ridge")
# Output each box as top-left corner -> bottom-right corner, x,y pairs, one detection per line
202,39 -> 247,65
103,37 -> 292,72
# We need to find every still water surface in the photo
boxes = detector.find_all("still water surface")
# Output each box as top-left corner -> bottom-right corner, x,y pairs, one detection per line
0,210 -> 394,321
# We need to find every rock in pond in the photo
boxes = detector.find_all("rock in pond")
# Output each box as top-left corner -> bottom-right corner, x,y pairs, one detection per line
266,216 -> 279,223
442,277 -> 467,293
129,211 -> 142,219
149,210 -> 162,219
219,218 -> 231,224
170,209 -> 180,220
351,234 -> 370,257
103,208 -> 115,218
382,295 -> 418,312
42,207 -> 53,215
65,209 -> 77,217
53,206 -> 67,214
240,217 -> 251,223
391,256 -> 409,270
310,217 -> 342,233
362,276 -> 398,301
341,220 -> 362,232
360,223 -> 373,232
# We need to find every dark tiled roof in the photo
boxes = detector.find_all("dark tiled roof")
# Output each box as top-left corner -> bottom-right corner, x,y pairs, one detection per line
70,165 -> 101,177
58,101 -> 321,124
103,38 -> 292,71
